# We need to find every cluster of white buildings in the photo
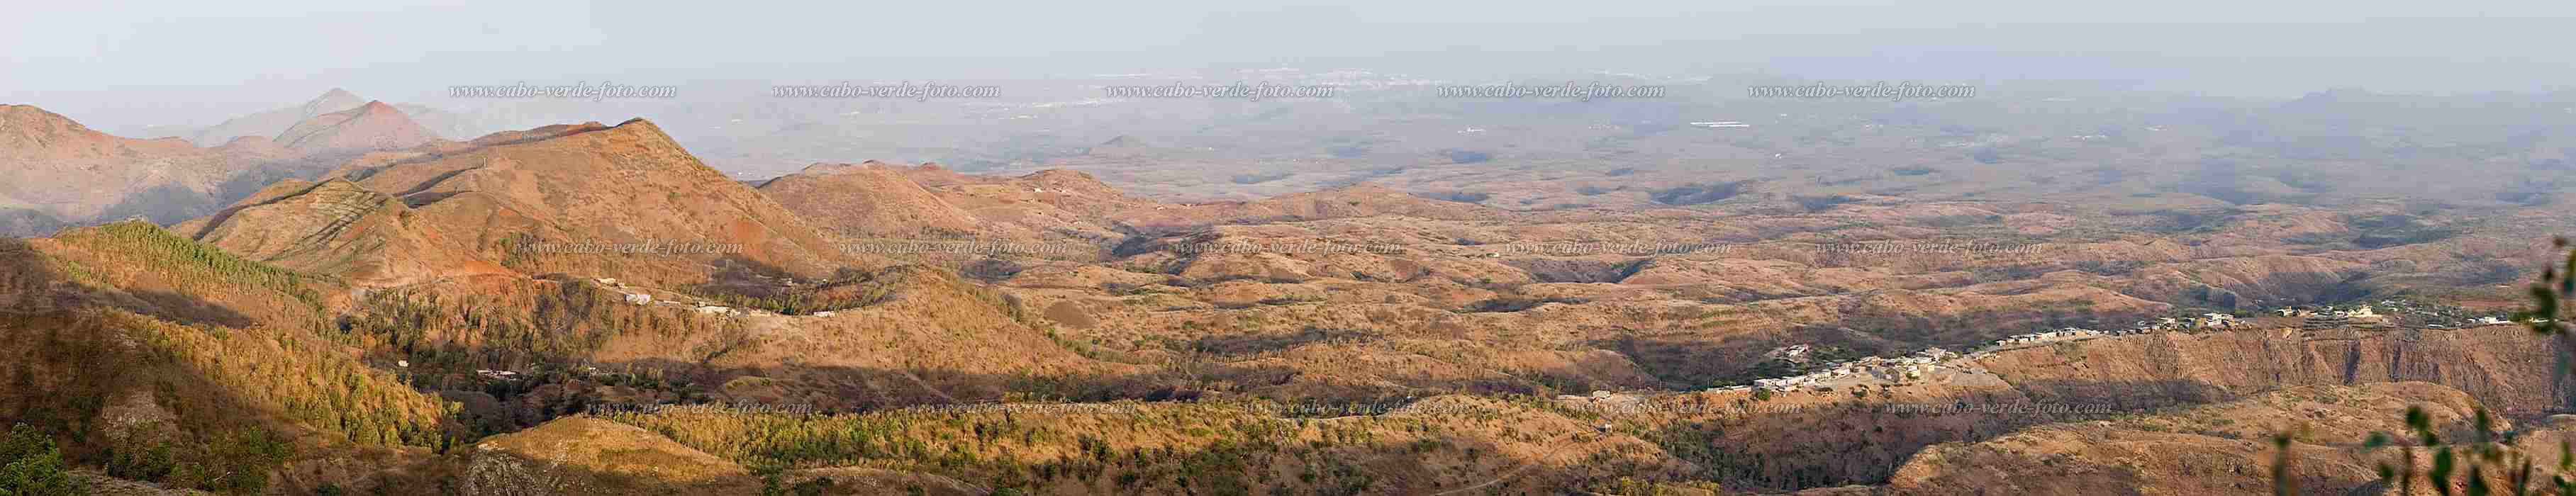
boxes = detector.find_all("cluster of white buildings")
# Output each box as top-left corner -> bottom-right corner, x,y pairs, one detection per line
1727,300 -> 2543,398
2126,312 -> 2250,332
591,278 -> 661,306
579,274 -> 856,319
1978,314 -> 2262,351
1751,348 -> 1962,393
1992,328 -> 2107,347
1763,344 -> 1813,362
1980,318 -> 2251,351
1751,376 -> 1819,393
1724,300 -> 2544,398
2277,304 -> 2386,321
2103,314 -> 2249,334
2430,315 -> 2536,329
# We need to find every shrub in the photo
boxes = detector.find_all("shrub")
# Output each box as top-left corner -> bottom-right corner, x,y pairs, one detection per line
172,427 -> 291,493
58,221 -> 329,310
0,424 -> 77,496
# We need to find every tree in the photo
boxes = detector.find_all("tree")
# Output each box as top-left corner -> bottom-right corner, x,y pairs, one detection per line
0,424 -> 78,496
691,317 -> 762,368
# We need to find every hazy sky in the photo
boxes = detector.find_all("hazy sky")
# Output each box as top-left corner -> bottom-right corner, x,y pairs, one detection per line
8,1 -> 2572,129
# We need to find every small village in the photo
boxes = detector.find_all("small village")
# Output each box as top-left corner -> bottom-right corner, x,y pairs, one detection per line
1723,298 -> 2530,395
1975,299 -> 2526,352
591,277 -> 841,318
1716,346 -> 1971,394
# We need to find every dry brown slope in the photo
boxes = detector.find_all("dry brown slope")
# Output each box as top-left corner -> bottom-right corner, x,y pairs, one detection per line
190,118 -> 874,291
464,417 -> 757,495
1885,382 -> 2555,495
0,101 -> 440,236
1972,325 -> 2572,416
1,222 -> 455,494
757,161 -> 989,239
182,178 -> 511,286
0,105 -> 279,230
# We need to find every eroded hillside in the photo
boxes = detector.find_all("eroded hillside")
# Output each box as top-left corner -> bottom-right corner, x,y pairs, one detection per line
1,111 -> 2568,494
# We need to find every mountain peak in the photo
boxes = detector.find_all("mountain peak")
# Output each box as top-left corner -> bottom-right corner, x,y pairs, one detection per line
314,88 -> 360,102
464,121 -> 609,146
1086,135 -> 1168,159
1097,135 -> 1152,148
0,105 -> 102,159
275,99 -> 442,152
593,118 -> 680,144
1022,168 -> 1108,184
0,104 -> 82,130
201,114 -> 864,287
298,88 -> 367,115
0,104 -> 194,160
191,89 -> 371,145
791,160 -> 898,175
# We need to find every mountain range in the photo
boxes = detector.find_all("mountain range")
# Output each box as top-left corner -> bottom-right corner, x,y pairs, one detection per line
0,91 -> 450,237
3,86 -> 2575,494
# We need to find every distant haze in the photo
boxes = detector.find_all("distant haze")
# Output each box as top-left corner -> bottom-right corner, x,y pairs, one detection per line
6,0 -> 2572,130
